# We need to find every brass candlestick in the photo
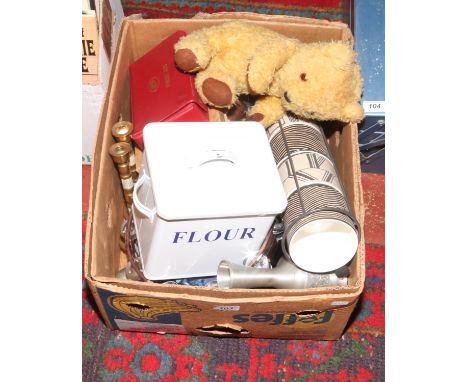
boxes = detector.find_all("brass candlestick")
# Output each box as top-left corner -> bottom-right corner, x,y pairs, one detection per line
109,142 -> 134,209
112,121 -> 138,182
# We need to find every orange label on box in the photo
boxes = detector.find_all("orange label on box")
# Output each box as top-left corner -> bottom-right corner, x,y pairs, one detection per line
82,14 -> 99,84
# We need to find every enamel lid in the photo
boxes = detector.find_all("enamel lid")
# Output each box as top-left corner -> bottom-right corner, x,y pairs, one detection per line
142,121 -> 287,220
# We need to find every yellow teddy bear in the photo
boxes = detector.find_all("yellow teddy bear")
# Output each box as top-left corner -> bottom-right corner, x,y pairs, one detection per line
174,21 -> 364,127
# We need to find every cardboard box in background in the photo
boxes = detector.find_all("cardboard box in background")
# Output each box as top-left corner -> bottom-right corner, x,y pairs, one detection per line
82,12 -> 100,84
84,14 -> 366,340
82,0 -> 124,164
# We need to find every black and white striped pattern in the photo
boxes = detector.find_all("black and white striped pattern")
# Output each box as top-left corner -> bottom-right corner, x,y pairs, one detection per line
277,150 -> 342,197
269,124 -> 331,163
280,167 -> 342,198
282,184 -> 350,225
267,112 -> 321,141
277,151 -> 337,177
266,113 -> 360,263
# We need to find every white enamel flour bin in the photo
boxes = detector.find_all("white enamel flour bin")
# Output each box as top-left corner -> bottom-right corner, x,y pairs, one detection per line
132,122 -> 288,280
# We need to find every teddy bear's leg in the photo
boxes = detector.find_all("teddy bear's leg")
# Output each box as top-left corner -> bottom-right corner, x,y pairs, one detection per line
247,95 -> 285,127
195,68 -> 239,108
174,30 -> 214,72
247,40 -> 298,94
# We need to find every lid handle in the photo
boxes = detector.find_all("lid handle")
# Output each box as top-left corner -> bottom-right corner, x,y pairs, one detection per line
186,149 -> 237,168
132,173 -> 157,223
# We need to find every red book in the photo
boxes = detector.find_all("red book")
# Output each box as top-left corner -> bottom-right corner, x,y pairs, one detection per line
129,30 -> 209,149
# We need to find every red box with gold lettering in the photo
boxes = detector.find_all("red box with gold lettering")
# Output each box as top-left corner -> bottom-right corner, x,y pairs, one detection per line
129,30 -> 209,149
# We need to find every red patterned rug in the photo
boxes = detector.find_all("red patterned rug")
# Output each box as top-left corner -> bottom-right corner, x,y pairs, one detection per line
121,0 -> 353,25
82,166 -> 384,381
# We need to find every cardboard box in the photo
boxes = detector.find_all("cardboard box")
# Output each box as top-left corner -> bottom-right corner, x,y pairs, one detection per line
82,0 -> 124,164
84,13 -> 366,340
82,12 -> 100,84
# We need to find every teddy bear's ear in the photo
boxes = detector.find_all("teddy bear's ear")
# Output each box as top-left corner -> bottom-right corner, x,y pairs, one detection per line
343,102 -> 365,123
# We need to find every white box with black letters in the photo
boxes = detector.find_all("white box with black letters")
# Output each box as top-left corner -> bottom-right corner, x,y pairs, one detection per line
132,121 -> 287,280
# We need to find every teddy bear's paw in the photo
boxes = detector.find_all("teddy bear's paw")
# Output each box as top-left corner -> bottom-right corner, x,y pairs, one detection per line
174,48 -> 200,72
202,78 -> 233,107
226,100 -> 246,121
247,95 -> 284,127
245,113 -> 264,123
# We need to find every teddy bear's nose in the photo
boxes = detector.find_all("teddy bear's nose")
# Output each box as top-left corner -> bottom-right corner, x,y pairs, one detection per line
284,92 -> 291,103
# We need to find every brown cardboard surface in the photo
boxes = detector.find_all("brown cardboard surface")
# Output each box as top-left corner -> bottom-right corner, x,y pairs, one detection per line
326,123 -> 366,287
85,13 -> 366,340
92,280 -> 359,339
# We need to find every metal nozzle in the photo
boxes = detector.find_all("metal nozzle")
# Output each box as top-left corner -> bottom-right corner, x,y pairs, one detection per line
109,142 -> 132,164
217,257 -> 348,289
112,121 -> 134,143
112,121 -> 139,182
